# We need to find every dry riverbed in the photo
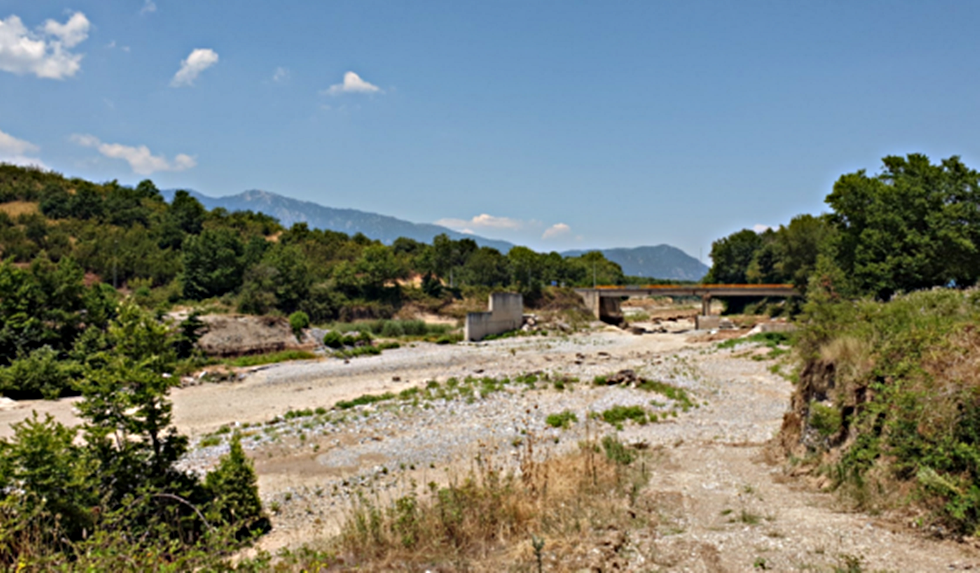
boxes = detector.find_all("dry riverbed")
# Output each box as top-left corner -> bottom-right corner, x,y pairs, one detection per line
2,320 -> 979,571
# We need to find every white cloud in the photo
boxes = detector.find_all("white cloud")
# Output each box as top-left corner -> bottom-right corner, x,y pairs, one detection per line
171,48 -> 218,87
0,128 -> 39,156
0,12 -> 90,79
542,223 -> 571,239
752,224 -> 772,233
323,71 -> 382,95
140,0 -> 157,15
42,12 -> 89,48
272,66 -> 289,82
435,214 -> 526,231
71,134 -> 196,175
0,128 -> 44,167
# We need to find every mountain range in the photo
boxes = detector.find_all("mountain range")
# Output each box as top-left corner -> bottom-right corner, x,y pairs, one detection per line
162,189 -> 708,281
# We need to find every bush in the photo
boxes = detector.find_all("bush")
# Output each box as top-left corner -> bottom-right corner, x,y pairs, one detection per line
288,311 -> 310,340
787,289 -> 980,535
204,433 -> 270,539
545,410 -> 578,429
380,320 -> 405,337
323,330 -> 344,349
0,346 -> 82,399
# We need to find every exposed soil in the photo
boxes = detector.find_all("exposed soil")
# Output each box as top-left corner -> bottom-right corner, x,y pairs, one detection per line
2,317 -> 978,570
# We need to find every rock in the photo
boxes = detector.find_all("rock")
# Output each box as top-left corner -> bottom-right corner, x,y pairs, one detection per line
603,369 -> 641,386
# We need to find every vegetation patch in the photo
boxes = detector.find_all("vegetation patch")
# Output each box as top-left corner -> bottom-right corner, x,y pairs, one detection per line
335,392 -> 397,410
224,349 -> 317,368
596,405 -> 651,430
545,409 -> 578,429
784,288 -> 980,536
335,436 -> 650,570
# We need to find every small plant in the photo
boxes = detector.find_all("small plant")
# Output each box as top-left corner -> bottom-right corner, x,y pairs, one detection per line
737,509 -> 761,525
809,401 -> 842,438
531,535 -> 546,573
833,553 -> 865,573
601,434 -> 634,465
545,410 -> 578,429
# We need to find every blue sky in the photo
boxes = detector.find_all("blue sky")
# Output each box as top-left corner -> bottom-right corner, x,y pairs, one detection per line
2,1 -> 979,258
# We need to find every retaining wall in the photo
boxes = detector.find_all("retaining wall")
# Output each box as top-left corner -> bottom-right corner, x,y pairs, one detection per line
464,292 -> 523,341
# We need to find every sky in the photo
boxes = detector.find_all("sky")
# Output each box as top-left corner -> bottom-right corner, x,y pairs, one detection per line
3,1 -> 980,259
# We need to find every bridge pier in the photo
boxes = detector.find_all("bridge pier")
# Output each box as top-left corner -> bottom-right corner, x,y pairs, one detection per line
701,294 -> 712,316
576,290 -> 623,324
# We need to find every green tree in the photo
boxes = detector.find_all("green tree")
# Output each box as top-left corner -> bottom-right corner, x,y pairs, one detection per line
461,247 -> 509,286
182,228 -> 246,300
564,251 -> 624,287
204,433 -> 268,539
703,229 -> 763,284
355,244 -> 405,298
774,214 -> 834,292
0,346 -> 81,399
265,244 -> 311,312
77,304 -> 187,499
0,259 -> 47,363
0,413 -> 97,551
168,190 -> 207,235
826,154 -> 980,299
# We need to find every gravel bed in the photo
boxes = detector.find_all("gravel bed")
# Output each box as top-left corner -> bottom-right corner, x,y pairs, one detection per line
177,334 -> 791,544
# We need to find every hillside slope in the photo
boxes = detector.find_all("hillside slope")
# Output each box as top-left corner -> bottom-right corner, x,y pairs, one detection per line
163,189 -> 515,252
562,245 -> 708,281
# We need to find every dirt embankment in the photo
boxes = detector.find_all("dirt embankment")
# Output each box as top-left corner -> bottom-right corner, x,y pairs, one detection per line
197,314 -> 316,357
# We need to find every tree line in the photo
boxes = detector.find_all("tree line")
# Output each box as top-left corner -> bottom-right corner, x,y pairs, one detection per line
0,164 -> 639,326
704,153 -> 980,307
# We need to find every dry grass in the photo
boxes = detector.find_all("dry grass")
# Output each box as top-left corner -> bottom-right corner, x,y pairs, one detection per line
0,201 -> 39,217
333,432 -> 654,571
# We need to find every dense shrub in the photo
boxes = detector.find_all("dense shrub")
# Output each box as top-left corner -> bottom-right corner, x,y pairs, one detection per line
0,346 -> 82,399
204,433 -> 270,539
288,311 -> 310,339
787,288 -> 980,535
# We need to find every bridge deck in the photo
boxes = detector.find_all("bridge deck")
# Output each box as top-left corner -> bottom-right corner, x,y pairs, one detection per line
575,284 -> 799,298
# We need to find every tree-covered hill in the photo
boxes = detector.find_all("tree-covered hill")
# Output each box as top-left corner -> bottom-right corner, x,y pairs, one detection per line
161,188 -> 516,252
0,164 -> 633,327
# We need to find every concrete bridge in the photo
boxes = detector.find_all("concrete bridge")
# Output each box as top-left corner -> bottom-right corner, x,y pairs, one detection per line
575,284 -> 800,324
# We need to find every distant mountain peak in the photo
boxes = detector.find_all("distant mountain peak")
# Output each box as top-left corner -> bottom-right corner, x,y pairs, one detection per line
163,188 -> 516,252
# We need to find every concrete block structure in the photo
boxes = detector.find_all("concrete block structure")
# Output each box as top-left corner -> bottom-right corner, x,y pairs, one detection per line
465,292 -> 523,342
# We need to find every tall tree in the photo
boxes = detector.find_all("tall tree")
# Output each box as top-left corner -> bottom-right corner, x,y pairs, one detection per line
182,228 -> 246,300
826,154 -> 980,299
703,229 -> 763,284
